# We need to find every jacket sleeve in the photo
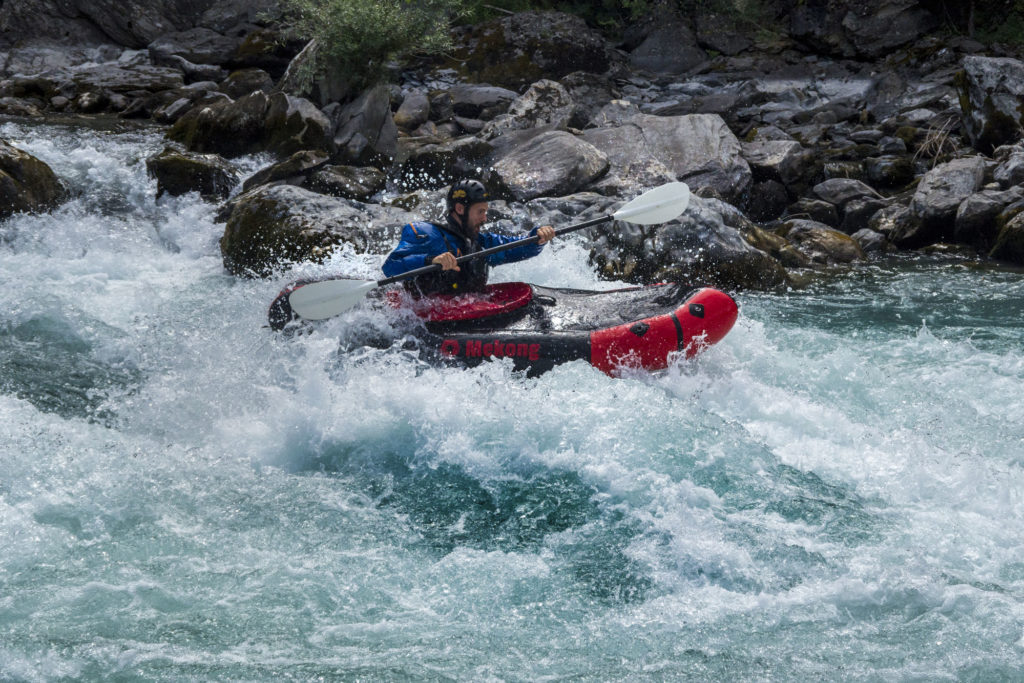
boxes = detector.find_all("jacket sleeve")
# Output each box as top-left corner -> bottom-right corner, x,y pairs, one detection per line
382,223 -> 437,277
480,227 -> 545,266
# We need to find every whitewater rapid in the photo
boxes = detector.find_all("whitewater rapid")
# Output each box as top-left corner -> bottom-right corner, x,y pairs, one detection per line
1,118 -> 1022,680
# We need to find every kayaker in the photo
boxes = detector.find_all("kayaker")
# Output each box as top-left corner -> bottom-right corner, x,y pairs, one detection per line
382,179 -> 555,295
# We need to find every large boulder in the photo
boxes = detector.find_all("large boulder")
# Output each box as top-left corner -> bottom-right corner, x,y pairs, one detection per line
589,194 -> 789,290
895,156 -> 989,247
740,139 -> 816,188
954,186 -> 1024,250
582,107 -> 752,206
167,91 -> 332,158
990,212 -> 1024,265
145,146 -> 239,199
0,139 -> 66,218
840,0 -> 938,59
790,0 -> 937,59
629,22 -> 706,74
147,27 -> 242,66
219,184 -> 412,277
480,79 -> 582,141
308,165 -> 386,201
331,84 -> 398,166
958,56 -> 1024,155
241,149 -> 329,192
450,11 -> 611,89
491,130 -> 608,201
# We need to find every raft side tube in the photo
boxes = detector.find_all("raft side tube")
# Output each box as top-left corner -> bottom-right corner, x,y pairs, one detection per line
589,287 -> 737,375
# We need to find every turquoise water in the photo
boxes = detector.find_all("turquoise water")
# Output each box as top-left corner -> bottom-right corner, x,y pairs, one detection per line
1,120 -> 1022,681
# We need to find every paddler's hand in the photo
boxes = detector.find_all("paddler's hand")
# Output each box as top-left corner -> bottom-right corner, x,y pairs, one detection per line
536,225 -> 555,244
432,252 -> 460,271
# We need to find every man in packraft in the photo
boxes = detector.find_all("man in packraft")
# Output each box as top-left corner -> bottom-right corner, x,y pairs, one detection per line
382,179 -> 555,295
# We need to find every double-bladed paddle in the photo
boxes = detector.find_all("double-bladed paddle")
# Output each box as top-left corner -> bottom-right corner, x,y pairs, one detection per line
286,181 -> 691,322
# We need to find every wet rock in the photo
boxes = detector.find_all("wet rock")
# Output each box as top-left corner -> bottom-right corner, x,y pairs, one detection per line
990,211 -> 1024,264
449,84 -> 516,120
168,91 -> 332,159
393,90 -> 430,130
242,149 -> 329,192
746,180 -> 790,222
219,68 -> 274,99
219,184 -> 411,277
590,195 -> 789,290
629,22 -> 706,74
839,197 -> 890,234
864,155 -> 915,188
954,186 -> 1024,250
852,228 -> 890,252
491,130 -> 608,201
740,139 -> 815,187
0,139 -> 66,218
784,198 -> 840,227
145,146 -> 239,199
958,55 -> 1024,155
869,203 -> 913,241
896,156 -> 989,247
307,165 -> 386,201
779,219 -> 866,263
0,97 -> 43,116
391,136 -> 492,192
451,11 -> 611,89
993,148 -> 1024,188
331,84 -> 398,166
811,178 -> 880,211
151,96 -> 193,123
480,79 -> 582,141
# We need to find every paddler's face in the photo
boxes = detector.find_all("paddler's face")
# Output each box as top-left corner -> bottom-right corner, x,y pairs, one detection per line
456,201 -> 489,236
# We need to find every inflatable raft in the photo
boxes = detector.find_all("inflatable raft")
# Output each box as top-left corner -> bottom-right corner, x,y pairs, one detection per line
269,280 -> 737,376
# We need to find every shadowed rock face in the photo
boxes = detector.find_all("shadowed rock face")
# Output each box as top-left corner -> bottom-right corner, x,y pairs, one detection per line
449,10 -> 612,89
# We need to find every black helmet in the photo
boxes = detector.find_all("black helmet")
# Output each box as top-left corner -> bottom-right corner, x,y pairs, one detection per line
446,179 -> 489,210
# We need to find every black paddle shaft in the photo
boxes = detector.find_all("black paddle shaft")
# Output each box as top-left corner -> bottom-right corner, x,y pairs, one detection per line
376,215 -> 613,287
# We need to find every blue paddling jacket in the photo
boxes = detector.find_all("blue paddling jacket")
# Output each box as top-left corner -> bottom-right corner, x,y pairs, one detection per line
382,216 -> 545,294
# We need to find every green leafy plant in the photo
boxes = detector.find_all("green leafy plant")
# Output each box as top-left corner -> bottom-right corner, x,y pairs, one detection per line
278,0 -> 469,92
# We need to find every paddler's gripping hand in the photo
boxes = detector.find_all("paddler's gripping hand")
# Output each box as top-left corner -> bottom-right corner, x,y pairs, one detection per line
432,252 -> 460,271
536,226 -> 555,244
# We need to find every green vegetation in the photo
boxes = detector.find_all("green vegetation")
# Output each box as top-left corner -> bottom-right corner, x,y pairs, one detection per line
924,0 -> 1024,44
277,0 -> 469,92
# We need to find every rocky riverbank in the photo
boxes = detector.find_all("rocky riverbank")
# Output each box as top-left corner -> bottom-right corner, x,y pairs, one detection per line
5,1 -> 1024,291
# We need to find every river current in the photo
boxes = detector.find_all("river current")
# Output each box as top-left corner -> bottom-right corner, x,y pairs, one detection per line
1,119 -> 1022,681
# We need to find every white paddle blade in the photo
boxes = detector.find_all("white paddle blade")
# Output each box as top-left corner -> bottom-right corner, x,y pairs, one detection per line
612,181 -> 691,225
288,279 -> 379,321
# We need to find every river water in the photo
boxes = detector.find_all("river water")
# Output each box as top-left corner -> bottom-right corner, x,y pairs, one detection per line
1,118 -> 1022,681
